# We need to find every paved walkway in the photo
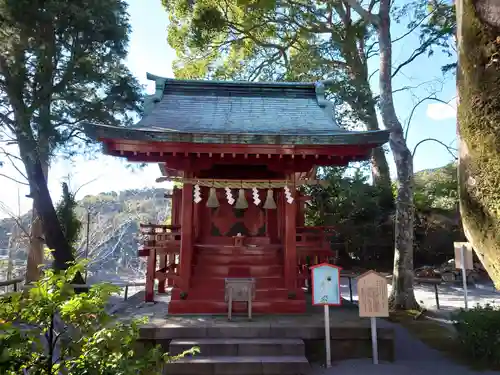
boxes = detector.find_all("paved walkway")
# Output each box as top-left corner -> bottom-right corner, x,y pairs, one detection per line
309,320 -> 499,375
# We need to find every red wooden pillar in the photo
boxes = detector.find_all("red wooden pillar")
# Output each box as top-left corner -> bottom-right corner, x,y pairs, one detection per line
277,190 -> 284,241
158,251 -> 167,294
284,187 -> 297,290
179,182 -> 194,291
171,187 -> 181,226
296,191 -> 305,227
145,248 -> 156,302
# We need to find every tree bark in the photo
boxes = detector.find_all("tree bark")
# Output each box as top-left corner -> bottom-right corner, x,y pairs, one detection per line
25,151 -> 49,283
6,224 -> 17,280
16,132 -> 82,282
365,107 -> 393,209
456,0 -> 500,287
378,0 -> 419,309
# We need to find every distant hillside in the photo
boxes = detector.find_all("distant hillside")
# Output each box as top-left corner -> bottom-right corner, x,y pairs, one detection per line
0,188 -> 171,282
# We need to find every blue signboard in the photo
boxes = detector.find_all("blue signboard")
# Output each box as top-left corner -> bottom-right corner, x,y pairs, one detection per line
310,263 -> 342,306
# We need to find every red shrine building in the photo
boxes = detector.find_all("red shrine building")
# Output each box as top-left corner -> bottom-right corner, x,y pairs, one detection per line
84,74 -> 389,314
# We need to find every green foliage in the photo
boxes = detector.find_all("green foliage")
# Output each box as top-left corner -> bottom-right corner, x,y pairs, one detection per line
391,1 -> 456,73
163,0 -> 454,121
305,163 -> 461,268
0,0 -> 143,270
414,162 -> 458,212
0,261 -> 198,375
453,304 -> 500,367
303,165 -> 393,268
0,0 -> 142,157
55,183 -> 82,256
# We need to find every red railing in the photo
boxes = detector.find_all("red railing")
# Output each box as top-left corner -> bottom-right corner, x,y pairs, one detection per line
139,223 -> 182,302
296,226 -> 338,290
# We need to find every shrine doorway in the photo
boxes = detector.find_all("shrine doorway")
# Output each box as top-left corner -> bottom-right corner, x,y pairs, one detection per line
198,188 -> 278,243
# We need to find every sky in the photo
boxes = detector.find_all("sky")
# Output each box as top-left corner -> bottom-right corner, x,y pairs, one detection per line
0,0 -> 458,218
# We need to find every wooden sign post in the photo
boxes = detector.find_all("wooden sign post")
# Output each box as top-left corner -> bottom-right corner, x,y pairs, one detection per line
357,270 -> 389,365
310,263 -> 342,368
454,242 -> 474,310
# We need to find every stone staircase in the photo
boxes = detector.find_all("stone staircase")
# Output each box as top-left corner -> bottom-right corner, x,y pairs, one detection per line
165,337 -> 310,375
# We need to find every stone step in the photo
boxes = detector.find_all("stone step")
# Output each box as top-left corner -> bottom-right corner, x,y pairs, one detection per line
169,338 -> 305,357
163,355 -> 310,375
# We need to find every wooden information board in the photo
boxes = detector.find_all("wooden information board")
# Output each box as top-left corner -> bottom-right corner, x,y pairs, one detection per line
357,270 -> 389,318
453,242 -> 474,270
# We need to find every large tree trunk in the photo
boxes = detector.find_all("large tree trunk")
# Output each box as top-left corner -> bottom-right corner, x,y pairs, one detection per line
6,224 -> 17,280
456,0 -> 500,287
25,152 -> 49,283
347,57 -> 392,195
378,0 -> 419,309
365,107 -> 393,209
16,134 -> 82,283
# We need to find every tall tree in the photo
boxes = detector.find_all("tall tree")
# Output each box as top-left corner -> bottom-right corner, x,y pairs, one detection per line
456,0 -> 500,287
163,0 -> 454,206
163,0 -> 393,197
0,0 -> 141,276
163,0 -> 454,309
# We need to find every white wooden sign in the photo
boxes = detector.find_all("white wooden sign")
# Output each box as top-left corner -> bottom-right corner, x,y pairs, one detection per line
357,270 -> 389,318
453,242 -> 474,310
357,270 -> 389,365
454,242 -> 474,270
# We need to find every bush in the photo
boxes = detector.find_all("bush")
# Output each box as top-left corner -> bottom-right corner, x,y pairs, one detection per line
453,304 -> 500,367
0,260 -> 198,375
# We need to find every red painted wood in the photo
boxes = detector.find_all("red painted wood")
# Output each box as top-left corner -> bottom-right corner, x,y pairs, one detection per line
194,243 -> 280,255
276,191 -> 283,242
296,191 -> 305,227
145,248 -> 156,302
171,187 -> 181,226
189,276 -> 285,290
168,299 -> 306,314
101,138 -> 375,157
197,236 -> 273,246
284,187 -> 298,290
193,191 -> 201,241
193,264 -> 283,278
179,182 -> 194,291
171,287 -> 304,301
194,254 -> 281,265
158,254 -> 167,294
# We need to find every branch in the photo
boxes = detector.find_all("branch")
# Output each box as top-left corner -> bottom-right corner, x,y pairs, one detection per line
392,9 -> 436,44
412,138 -> 458,160
343,0 -> 380,26
373,80 -> 439,102
392,35 -> 443,78
0,173 -> 28,185
0,200 -> 31,238
404,95 -> 454,140
0,146 -> 28,180
73,175 -> 102,198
